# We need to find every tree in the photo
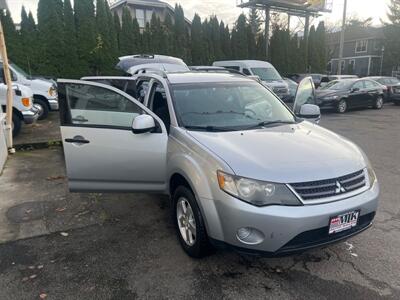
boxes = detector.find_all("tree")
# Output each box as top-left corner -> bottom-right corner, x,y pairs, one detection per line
119,7 -> 134,55
315,21 -> 327,73
173,4 -> 190,61
248,8 -> 261,35
220,21 -> 231,59
232,14 -> 249,59
0,10 -> 22,64
19,7 -> 38,73
384,0 -> 400,74
114,12 -> 121,52
62,0 -> 80,78
164,14 -> 174,56
191,14 -> 205,65
74,0 -> 96,74
37,0 -> 65,76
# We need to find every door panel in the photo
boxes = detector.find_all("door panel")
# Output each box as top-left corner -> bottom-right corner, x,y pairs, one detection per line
58,79 -> 168,193
348,81 -> 365,108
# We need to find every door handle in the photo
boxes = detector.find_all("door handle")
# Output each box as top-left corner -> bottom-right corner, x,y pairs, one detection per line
72,116 -> 89,123
65,137 -> 90,144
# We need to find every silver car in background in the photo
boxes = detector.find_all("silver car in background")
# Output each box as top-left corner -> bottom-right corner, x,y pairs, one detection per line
57,72 -> 379,258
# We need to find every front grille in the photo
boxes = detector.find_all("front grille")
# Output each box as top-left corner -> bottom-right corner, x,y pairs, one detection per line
290,170 -> 367,201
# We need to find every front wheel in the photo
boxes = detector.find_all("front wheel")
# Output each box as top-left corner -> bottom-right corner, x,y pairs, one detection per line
373,96 -> 384,109
33,98 -> 49,120
173,186 -> 212,258
336,99 -> 347,113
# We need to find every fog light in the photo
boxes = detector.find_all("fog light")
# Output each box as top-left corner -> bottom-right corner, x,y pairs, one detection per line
236,227 -> 265,245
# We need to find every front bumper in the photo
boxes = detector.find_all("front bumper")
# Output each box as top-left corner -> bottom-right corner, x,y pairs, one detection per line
48,98 -> 59,110
22,107 -> 40,124
317,98 -> 338,109
208,182 -> 379,254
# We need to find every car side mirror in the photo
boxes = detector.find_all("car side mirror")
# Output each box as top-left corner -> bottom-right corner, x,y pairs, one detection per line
132,114 -> 156,134
351,87 -> 359,93
298,104 -> 321,123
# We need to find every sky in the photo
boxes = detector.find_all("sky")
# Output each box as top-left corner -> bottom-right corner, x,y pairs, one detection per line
6,0 -> 390,27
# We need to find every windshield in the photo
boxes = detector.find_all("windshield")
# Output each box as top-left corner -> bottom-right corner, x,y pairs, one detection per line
321,80 -> 354,90
10,62 -> 30,78
171,81 -> 296,131
251,67 -> 282,81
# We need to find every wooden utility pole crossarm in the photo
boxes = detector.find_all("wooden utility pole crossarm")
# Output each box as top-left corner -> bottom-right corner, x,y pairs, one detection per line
0,20 -> 14,151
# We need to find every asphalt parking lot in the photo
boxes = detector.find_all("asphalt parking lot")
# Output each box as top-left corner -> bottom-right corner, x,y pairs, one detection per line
0,104 -> 399,299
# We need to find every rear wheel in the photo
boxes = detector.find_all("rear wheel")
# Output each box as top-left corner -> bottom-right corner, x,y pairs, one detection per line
374,96 -> 384,109
173,186 -> 212,258
33,98 -> 49,120
336,99 -> 347,113
12,111 -> 22,137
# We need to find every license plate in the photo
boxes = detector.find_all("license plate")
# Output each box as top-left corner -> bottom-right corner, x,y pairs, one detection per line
329,211 -> 360,235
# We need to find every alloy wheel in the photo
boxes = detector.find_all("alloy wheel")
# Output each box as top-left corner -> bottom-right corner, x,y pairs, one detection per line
338,100 -> 347,113
34,103 -> 44,118
375,97 -> 383,109
176,197 -> 197,246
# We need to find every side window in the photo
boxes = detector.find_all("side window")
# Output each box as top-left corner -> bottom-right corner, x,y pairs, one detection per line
137,79 -> 150,103
243,68 -> 251,76
352,81 -> 365,90
364,81 -> 375,89
65,83 -> 142,128
222,66 -> 240,71
293,78 -> 315,114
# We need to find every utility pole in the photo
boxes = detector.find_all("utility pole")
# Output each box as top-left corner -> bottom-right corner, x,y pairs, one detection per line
338,0 -> 348,75
304,14 -> 310,73
380,46 -> 385,76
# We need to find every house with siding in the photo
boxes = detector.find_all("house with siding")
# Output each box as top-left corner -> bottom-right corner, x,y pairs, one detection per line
110,0 -> 191,30
327,27 -> 385,77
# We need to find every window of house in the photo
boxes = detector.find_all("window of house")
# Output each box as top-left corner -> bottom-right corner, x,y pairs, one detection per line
145,10 -> 153,25
355,40 -> 368,53
136,9 -> 145,28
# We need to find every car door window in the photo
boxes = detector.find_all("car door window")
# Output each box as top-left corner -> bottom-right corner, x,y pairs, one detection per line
352,81 -> 365,91
293,77 -> 315,114
65,83 -> 142,128
364,81 -> 376,89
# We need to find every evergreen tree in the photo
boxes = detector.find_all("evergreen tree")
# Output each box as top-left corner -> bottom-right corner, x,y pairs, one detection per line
308,25 -> 317,72
150,14 -> 164,54
220,22 -> 231,59
248,8 -> 261,35
114,12 -> 121,53
74,0 -> 96,74
173,4 -> 190,61
191,14 -> 205,65
384,0 -> 400,74
246,23 -> 257,59
63,0 -> 80,78
119,7 -> 134,55
232,14 -> 249,59
132,18 -> 142,53
164,14 -> 174,56
315,21 -> 327,73
256,34 -> 266,61
0,10 -> 22,64
142,23 -> 151,53
37,0 -> 65,76
19,7 -> 38,73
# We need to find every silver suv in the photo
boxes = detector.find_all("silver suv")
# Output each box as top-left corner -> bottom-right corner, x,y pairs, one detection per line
58,72 -> 379,258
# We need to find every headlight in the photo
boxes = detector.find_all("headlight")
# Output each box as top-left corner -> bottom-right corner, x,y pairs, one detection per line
366,164 -> 377,187
48,86 -> 57,97
217,171 -> 302,206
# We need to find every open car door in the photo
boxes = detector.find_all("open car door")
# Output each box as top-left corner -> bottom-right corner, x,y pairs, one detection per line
292,77 -> 320,122
58,79 -> 168,192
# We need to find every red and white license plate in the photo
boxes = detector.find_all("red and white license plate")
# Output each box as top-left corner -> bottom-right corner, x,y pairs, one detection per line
329,211 -> 360,235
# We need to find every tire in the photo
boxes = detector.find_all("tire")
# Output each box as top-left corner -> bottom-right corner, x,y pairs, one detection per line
173,186 -> 212,258
336,99 -> 347,113
395,101 -> 400,106
33,98 -> 49,120
373,96 -> 384,109
12,111 -> 22,137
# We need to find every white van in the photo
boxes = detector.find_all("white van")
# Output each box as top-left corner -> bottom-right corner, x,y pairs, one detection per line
213,60 -> 290,100
0,62 -> 58,120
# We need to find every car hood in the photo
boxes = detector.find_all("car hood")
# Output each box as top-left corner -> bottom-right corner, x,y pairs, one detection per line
188,122 -> 366,183
29,78 -> 54,92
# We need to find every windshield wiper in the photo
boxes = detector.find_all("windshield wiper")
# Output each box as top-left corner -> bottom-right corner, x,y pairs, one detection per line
184,125 -> 235,132
245,120 -> 296,130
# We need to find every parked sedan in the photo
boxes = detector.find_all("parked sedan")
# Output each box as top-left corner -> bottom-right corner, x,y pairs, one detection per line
367,76 -> 400,104
316,79 -> 385,113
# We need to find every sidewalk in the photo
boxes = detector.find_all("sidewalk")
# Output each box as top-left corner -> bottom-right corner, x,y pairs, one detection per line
0,146 -> 165,244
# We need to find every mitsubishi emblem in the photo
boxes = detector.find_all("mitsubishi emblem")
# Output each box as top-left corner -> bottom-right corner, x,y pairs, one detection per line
335,181 -> 346,194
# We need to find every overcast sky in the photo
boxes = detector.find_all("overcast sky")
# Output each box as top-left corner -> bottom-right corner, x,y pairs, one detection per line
7,0 -> 390,27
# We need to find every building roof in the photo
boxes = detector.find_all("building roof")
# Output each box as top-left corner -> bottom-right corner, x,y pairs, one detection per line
110,0 -> 191,25
0,0 -> 8,10
328,27 -> 384,45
